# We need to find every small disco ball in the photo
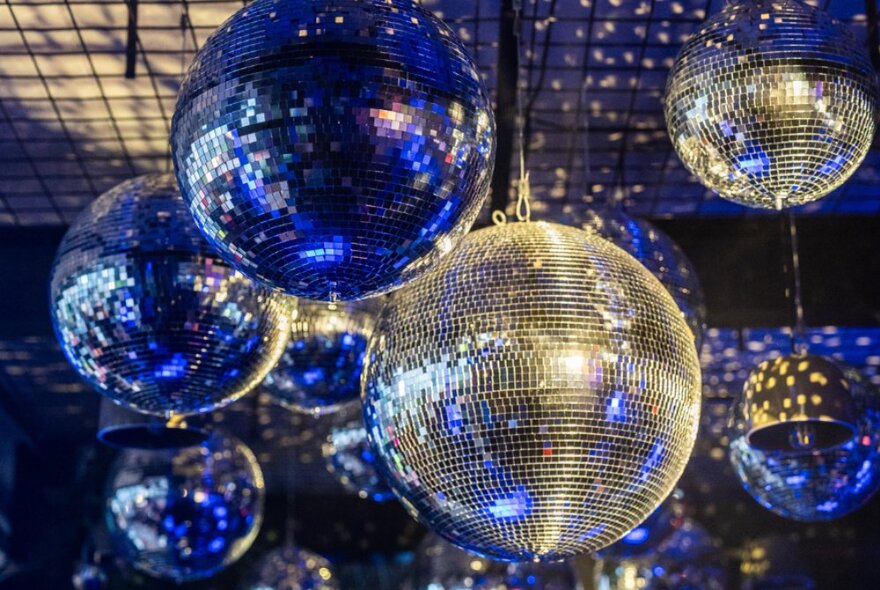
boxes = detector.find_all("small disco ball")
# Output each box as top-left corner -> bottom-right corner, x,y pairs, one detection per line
241,545 -> 339,590
729,364 -> 880,520
404,534 -> 579,590
664,0 -> 878,209
105,433 -> 264,582
262,298 -> 380,415
363,221 -> 702,561
72,563 -> 109,590
171,0 -> 496,301
564,207 -> 705,342
322,417 -> 395,502
50,175 -> 290,417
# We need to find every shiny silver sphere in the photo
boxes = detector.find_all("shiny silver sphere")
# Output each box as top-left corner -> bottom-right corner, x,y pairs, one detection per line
263,298 -> 380,415
241,545 -> 339,590
664,0 -> 878,209
363,221 -> 702,561
729,363 -> 880,520
322,417 -> 395,502
566,206 -> 705,343
50,175 -> 290,417
105,434 -> 264,581
171,0 -> 495,301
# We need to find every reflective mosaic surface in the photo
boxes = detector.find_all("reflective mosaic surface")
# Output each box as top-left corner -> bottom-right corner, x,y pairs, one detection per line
242,545 -> 339,590
403,534 -> 578,590
105,434 -> 264,582
730,364 -> 880,521
262,298 -> 380,415
49,175 -> 290,417
564,206 -> 706,342
665,0 -> 878,209
322,417 -> 395,502
171,0 -> 495,301
363,221 -> 702,561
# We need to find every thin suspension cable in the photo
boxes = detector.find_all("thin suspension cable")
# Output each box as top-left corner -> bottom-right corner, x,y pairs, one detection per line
493,0 -> 531,225
782,212 -> 807,354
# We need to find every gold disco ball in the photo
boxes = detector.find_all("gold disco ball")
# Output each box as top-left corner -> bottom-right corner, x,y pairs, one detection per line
664,0 -> 878,209
362,221 -> 702,562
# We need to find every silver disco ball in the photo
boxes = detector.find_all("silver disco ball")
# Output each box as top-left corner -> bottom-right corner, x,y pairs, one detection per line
105,433 -> 264,581
729,363 -> 880,520
404,534 -> 579,590
664,0 -> 878,209
241,545 -> 339,590
363,221 -> 702,561
565,206 -> 705,342
322,417 -> 395,502
262,298 -> 380,415
171,0 -> 495,301
50,175 -> 290,417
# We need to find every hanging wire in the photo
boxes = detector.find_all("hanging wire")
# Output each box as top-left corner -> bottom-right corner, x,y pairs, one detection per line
781,212 -> 807,355
493,0 -> 531,225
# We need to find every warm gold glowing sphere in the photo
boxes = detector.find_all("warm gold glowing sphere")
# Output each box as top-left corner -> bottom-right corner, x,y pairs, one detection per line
362,221 -> 702,561
664,0 -> 878,209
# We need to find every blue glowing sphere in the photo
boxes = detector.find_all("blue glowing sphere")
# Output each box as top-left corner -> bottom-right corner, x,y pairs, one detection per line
322,417 -> 395,502
105,434 -> 264,582
262,298 -> 380,415
171,0 -> 495,301
49,175 -> 290,417
242,545 -> 339,590
363,221 -> 702,561
565,207 -> 705,343
599,489 -> 686,559
729,365 -> 880,520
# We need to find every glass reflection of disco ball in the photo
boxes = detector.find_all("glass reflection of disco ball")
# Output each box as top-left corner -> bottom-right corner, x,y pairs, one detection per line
404,534 -> 579,590
363,221 -> 702,561
171,0 -> 495,301
322,418 -> 395,502
729,365 -> 880,520
263,299 -> 380,415
105,434 -> 264,582
566,207 -> 705,342
664,0 -> 878,209
242,545 -> 339,590
49,175 -> 290,417
598,489 -> 686,559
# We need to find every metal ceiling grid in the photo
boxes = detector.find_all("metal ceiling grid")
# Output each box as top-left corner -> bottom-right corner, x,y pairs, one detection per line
0,0 -> 877,227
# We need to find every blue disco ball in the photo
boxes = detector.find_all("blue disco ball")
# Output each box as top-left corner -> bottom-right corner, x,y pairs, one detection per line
72,563 -> 109,590
322,417 -> 395,502
50,175 -> 290,417
241,545 -> 339,590
262,298 -> 380,415
363,221 -> 701,561
729,364 -> 880,520
565,207 -> 705,343
598,489 -> 686,559
171,0 -> 496,301
106,433 -> 264,582
404,534 -> 578,590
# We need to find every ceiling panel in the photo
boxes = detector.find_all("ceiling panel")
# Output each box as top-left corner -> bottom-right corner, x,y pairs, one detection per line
0,0 -> 876,226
